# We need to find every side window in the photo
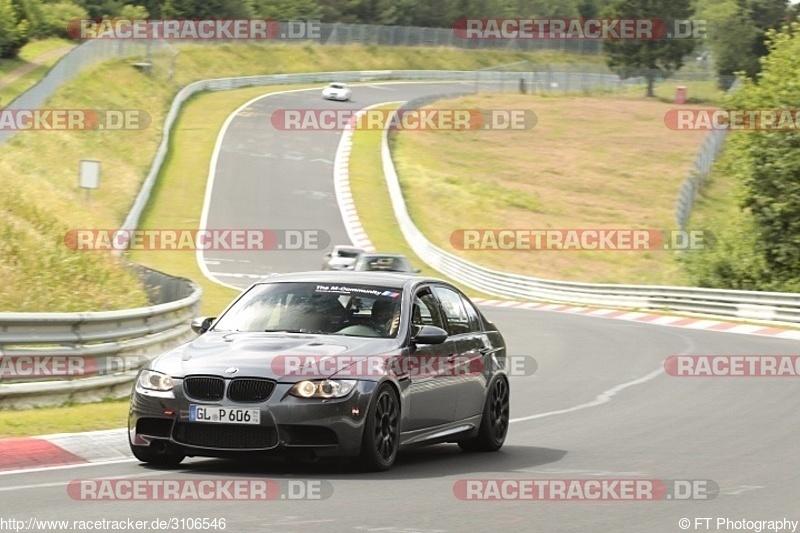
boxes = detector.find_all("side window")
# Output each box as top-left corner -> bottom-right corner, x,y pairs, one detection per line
460,295 -> 483,332
432,287 -> 471,335
411,289 -> 445,331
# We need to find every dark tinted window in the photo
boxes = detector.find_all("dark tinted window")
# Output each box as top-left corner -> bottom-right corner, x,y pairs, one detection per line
432,287 -> 471,335
411,289 -> 445,332
461,294 -> 483,332
213,282 -> 402,338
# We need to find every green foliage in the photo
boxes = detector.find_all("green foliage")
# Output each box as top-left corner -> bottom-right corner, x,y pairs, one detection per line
37,2 -> 89,39
252,0 -> 324,19
681,209 -> 772,290
725,22 -> 800,288
0,0 -> 30,58
684,21 -> 800,291
119,3 -> 148,18
696,0 -> 789,86
602,0 -> 698,96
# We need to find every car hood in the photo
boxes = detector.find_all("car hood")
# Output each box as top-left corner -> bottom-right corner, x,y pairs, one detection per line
151,332 -> 398,382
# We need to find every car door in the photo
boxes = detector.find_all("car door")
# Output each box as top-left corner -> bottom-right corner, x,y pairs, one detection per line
401,287 -> 459,430
432,286 -> 491,422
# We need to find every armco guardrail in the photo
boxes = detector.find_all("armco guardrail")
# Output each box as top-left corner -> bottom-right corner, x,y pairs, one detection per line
121,69 -> 622,231
382,94 -> 800,326
1,69 -> 621,408
0,266 -> 201,408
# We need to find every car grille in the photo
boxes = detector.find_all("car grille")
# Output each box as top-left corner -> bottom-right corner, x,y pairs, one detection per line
183,377 -> 224,401
173,423 -> 278,449
227,379 -> 276,403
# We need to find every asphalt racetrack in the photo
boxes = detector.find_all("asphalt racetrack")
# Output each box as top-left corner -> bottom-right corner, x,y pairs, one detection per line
3,81 -> 799,533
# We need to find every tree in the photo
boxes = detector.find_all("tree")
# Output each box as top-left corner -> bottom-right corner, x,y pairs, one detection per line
251,0 -> 324,19
119,4 -> 149,19
697,0 -> 760,87
162,0 -> 253,19
696,0 -> 789,87
0,0 -> 29,59
602,0 -> 698,96
723,21 -> 800,289
38,2 -> 89,39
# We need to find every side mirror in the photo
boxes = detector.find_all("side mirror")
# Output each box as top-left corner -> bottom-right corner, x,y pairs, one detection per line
191,316 -> 215,335
412,325 -> 448,345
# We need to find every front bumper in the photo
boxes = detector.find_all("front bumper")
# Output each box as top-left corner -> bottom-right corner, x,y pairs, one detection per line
129,380 -> 378,459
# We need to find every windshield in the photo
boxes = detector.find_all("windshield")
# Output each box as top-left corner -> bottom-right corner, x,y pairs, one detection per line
359,256 -> 412,272
335,250 -> 361,258
213,282 -> 402,338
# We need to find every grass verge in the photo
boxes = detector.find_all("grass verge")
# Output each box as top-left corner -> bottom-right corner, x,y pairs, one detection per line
0,42 -> 605,312
131,85 -> 316,316
390,92 -> 714,285
0,38 -> 75,105
0,399 -> 128,438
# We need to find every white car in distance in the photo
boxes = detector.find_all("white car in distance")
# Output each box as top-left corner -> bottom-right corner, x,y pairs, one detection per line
322,82 -> 352,101
322,245 -> 364,271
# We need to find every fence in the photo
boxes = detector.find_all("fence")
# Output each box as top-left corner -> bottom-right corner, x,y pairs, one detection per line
673,79 -> 741,229
0,30 -> 750,405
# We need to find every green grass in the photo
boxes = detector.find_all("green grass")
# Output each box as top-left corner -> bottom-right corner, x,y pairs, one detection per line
17,38 -> 75,62
131,85 -> 316,316
0,42 -> 605,313
347,103 -> 496,300
0,399 -> 128,438
389,93 -> 713,285
0,38 -> 75,106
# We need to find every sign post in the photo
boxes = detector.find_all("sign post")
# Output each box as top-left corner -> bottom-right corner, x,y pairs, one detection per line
79,159 -> 100,201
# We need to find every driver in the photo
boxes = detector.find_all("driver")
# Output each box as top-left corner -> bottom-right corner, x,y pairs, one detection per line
370,299 -> 399,336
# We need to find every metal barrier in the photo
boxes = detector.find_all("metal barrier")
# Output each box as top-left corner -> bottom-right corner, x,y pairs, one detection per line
382,94 -> 800,325
0,266 -> 201,408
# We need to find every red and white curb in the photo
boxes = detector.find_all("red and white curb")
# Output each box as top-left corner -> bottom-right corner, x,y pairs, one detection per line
0,428 -> 130,472
333,103 -> 404,253
333,104 -> 800,342
472,298 -> 800,341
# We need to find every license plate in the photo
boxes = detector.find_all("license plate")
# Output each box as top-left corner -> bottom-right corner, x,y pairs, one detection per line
189,405 -> 260,425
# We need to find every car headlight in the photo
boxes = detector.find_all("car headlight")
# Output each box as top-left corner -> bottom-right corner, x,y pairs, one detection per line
289,379 -> 356,399
137,369 -> 174,392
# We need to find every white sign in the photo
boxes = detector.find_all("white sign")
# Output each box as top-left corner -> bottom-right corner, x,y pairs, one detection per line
79,160 -> 100,189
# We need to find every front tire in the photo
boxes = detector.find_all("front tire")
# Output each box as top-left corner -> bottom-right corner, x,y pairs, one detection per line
130,440 -> 185,467
458,376 -> 509,452
358,384 -> 400,471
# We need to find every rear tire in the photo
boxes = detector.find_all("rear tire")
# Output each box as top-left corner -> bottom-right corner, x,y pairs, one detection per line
130,440 -> 185,467
357,384 -> 400,471
458,377 -> 509,452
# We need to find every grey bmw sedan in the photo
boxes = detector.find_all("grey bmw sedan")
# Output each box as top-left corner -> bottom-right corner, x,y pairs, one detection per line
129,271 -> 509,471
